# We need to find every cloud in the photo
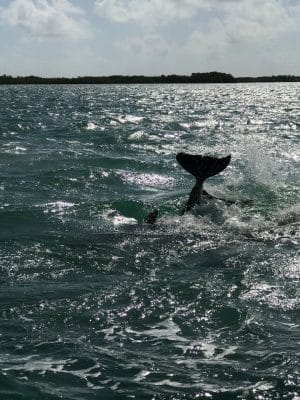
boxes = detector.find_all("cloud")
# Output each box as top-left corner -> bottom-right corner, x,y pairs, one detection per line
0,0 -> 90,40
110,0 -> 300,75
180,0 -> 300,75
220,0 -> 300,43
116,33 -> 169,57
94,0 -> 209,25
94,0 -> 300,40
93,0 -> 255,26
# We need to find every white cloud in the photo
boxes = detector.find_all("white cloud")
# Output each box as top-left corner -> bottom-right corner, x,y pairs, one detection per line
220,0 -> 300,43
94,0 -> 300,40
94,0 -> 209,25
117,33 -> 169,57
0,0 -> 90,40
180,0 -> 300,75
94,0 -> 258,26
1,0 -> 299,76
110,0 -> 300,76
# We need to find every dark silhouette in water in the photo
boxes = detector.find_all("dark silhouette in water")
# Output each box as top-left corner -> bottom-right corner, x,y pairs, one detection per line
176,153 -> 231,214
144,209 -> 159,224
145,153 -> 232,223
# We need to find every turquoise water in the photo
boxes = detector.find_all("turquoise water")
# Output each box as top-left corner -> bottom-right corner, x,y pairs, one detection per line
0,84 -> 299,400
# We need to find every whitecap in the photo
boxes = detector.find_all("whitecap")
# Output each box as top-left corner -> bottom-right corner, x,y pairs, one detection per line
40,201 -> 76,215
118,115 -> 143,124
16,146 -> 27,153
86,122 -> 98,130
2,144 -> 27,154
128,130 -> 145,140
134,370 -> 151,382
112,215 -> 137,226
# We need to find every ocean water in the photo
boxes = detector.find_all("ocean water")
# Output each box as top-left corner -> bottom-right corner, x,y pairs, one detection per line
0,83 -> 299,400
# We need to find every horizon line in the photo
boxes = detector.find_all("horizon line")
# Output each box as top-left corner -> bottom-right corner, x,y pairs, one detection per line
1,71 -> 300,84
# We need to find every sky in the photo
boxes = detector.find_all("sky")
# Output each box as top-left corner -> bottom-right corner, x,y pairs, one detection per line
0,0 -> 299,77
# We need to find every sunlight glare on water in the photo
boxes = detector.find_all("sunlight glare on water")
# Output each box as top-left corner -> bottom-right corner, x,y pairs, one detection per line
0,83 -> 299,400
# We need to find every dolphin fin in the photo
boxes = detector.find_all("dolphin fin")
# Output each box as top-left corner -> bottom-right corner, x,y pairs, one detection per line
144,209 -> 158,224
176,153 -> 231,183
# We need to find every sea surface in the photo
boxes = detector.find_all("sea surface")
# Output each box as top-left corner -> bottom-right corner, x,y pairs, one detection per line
0,83 -> 299,400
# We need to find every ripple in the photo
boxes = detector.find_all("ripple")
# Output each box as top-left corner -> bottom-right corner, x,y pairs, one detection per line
0,83 -> 299,400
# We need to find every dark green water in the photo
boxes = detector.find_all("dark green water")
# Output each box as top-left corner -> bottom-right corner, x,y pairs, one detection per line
0,84 -> 299,400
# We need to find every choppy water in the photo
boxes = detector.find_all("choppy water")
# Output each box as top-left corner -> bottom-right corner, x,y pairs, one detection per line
0,83 -> 299,400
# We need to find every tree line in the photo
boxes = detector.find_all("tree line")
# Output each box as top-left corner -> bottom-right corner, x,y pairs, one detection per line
0,72 -> 299,85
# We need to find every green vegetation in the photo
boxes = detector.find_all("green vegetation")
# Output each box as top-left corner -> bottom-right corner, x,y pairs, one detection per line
0,71 -> 299,85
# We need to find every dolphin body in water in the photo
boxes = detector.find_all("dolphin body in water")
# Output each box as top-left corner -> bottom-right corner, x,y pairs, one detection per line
144,152 -> 232,224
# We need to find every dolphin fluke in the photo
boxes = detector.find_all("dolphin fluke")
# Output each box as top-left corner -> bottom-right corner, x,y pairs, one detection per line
176,153 -> 231,183
176,152 -> 231,213
144,153 -> 232,223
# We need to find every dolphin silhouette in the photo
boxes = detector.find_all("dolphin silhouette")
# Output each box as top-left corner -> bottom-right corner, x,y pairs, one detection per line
176,152 -> 231,214
145,152 -> 231,224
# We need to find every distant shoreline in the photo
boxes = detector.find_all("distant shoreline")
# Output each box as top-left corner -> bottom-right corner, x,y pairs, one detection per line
1,71 -> 300,85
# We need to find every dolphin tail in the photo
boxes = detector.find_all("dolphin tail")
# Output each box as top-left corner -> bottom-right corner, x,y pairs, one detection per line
177,152 -> 231,214
176,153 -> 231,183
